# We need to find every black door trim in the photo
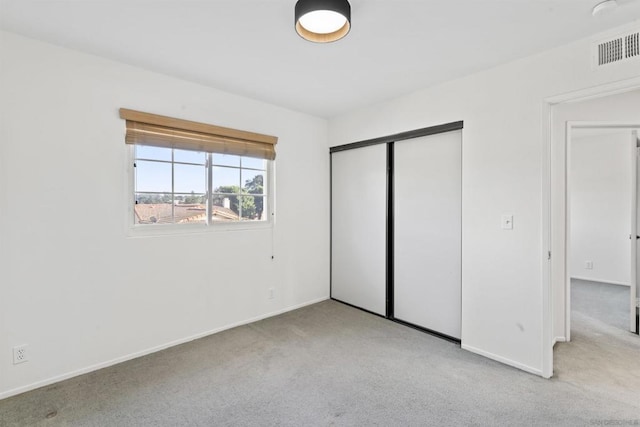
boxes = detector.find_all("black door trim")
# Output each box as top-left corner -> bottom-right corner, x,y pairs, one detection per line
386,142 -> 394,319
392,317 -> 461,344
330,121 -> 463,153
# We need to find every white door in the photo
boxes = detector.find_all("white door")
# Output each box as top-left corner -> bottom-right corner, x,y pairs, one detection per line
331,144 -> 387,316
393,131 -> 462,339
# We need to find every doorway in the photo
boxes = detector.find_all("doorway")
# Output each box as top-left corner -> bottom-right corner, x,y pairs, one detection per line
566,125 -> 638,339
545,85 -> 640,378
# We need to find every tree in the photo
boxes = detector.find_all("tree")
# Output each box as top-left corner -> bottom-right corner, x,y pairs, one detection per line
243,174 -> 264,219
183,191 -> 204,204
136,193 -> 172,204
212,185 -> 256,219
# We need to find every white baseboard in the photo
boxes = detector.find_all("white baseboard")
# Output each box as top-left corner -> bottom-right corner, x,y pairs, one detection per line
461,343 -> 543,377
570,276 -> 630,287
0,296 -> 329,401
552,336 -> 567,346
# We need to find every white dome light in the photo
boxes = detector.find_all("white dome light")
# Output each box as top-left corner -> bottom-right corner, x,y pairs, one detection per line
299,10 -> 347,34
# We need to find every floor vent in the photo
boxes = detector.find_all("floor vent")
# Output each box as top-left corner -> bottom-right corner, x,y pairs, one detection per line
595,30 -> 640,66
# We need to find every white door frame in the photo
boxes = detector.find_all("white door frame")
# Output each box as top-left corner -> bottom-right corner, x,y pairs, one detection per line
564,122 -> 640,342
631,130 -> 638,334
633,131 -> 639,333
541,76 -> 640,379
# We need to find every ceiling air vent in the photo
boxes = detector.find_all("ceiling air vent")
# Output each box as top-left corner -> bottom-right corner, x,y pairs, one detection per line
598,37 -> 623,65
626,32 -> 639,59
595,29 -> 640,67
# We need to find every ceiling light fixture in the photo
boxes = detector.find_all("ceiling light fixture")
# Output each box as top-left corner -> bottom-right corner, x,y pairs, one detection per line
295,0 -> 351,43
592,0 -> 618,16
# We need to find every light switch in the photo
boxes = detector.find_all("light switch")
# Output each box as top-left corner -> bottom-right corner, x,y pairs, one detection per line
501,214 -> 513,230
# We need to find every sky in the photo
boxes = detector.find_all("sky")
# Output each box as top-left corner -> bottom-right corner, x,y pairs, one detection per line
135,145 -> 265,196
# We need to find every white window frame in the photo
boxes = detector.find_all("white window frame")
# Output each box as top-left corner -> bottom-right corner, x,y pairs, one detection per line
126,145 -> 275,237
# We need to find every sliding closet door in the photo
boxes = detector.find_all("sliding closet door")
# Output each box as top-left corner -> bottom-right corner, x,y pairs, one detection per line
331,144 -> 387,316
394,130 -> 462,339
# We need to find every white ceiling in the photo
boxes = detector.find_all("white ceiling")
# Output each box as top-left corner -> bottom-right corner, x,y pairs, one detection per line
1,0 -> 639,118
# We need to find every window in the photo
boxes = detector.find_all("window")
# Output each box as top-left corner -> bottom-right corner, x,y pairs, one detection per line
134,147 -> 269,225
120,108 -> 277,228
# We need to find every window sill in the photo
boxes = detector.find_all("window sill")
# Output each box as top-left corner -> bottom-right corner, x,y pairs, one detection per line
126,219 -> 273,238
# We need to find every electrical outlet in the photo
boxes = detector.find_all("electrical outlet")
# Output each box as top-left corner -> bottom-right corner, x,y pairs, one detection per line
268,287 -> 275,300
13,345 -> 28,364
585,261 -> 593,270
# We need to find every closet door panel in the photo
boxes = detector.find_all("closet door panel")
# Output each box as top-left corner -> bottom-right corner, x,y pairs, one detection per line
331,144 -> 387,316
394,131 -> 462,339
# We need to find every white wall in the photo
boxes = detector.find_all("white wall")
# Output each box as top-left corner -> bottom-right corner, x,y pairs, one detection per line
0,31 -> 330,398
569,132 -> 632,286
329,22 -> 640,376
551,91 -> 640,341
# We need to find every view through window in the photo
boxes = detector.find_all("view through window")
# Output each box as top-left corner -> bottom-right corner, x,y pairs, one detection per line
134,145 -> 268,225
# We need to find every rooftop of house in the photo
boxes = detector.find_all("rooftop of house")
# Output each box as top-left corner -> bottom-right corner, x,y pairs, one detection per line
134,203 -> 239,224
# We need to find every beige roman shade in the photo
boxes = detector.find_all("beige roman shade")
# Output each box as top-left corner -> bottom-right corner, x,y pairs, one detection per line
119,108 -> 278,160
